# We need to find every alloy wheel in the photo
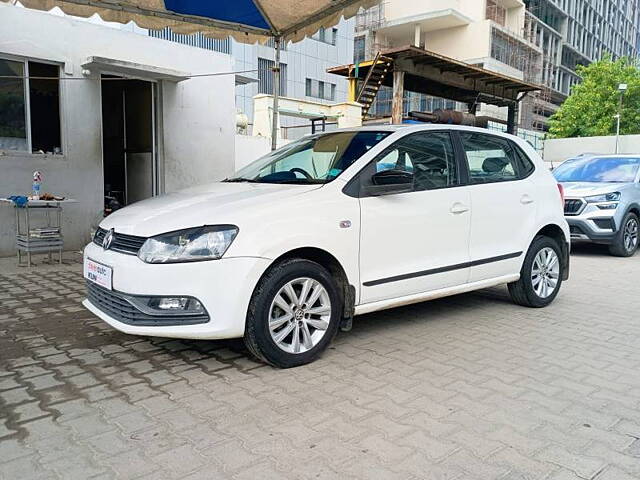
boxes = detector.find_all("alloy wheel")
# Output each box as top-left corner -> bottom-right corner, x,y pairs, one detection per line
531,247 -> 560,299
624,218 -> 639,252
268,277 -> 331,354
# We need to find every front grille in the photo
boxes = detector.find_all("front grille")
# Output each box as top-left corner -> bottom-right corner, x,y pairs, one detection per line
564,198 -> 585,216
86,282 -> 209,326
93,227 -> 147,255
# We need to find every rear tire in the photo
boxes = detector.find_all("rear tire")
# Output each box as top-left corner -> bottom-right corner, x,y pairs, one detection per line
508,235 -> 563,308
244,258 -> 342,368
608,212 -> 639,257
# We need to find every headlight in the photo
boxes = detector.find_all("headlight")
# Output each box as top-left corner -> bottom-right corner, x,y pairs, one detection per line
585,192 -> 621,203
138,225 -> 238,264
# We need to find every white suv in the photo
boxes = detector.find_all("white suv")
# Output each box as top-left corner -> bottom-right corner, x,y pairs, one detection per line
83,125 -> 570,368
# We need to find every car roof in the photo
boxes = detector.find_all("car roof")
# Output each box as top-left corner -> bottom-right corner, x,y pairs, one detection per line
568,153 -> 640,159
330,123 -> 520,138
328,124 -> 539,155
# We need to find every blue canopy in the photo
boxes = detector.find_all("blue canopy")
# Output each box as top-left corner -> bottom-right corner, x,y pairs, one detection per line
163,0 -> 271,30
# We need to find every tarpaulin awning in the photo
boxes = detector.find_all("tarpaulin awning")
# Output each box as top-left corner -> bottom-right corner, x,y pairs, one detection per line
3,0 -> 379,43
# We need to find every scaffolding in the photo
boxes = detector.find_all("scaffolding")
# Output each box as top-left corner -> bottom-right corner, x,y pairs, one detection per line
355,1 -> 384,34
520,8 -> 564,133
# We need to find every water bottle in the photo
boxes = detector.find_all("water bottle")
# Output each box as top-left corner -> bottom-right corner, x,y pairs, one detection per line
32,171 -> 42,198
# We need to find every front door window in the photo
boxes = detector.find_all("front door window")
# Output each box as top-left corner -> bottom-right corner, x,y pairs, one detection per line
372,131 -> 458,191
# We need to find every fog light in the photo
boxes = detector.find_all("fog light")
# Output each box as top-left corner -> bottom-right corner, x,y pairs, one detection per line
127,296 -> 205,316
153,297 -> 189,310
150,297 -> 204,313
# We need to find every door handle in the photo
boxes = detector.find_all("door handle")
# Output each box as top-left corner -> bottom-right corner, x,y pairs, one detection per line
521,194 -> 534,205
450,203 -> 469,215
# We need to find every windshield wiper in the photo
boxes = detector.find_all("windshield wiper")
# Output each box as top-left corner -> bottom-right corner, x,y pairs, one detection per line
223,177 -> 261,183
261,179 -> 325,185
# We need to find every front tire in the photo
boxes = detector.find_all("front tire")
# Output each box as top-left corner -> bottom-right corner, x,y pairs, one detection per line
244,259 -> 342,368
608,212 -> 639,257
508,235 -> 563,308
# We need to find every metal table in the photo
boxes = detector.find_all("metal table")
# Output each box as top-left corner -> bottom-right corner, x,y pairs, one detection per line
1,198 -> 77,267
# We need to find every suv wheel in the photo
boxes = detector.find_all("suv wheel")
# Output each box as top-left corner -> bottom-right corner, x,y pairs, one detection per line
508,235 -> 563,308
244,259 -> 342,368
609,212 -> 639,257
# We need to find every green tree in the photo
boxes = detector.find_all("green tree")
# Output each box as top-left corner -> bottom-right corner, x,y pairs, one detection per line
548,57 -> 640,138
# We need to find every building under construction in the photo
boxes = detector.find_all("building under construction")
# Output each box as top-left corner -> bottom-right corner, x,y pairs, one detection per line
349,0 -> 640,139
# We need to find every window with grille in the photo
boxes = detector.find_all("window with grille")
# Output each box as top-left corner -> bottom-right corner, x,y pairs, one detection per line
148,28 -> 231,54
312,27 -> 338,45
258,58 -> 287,96
354,36 -> 366,64
305,79 -> 336,101
265,37 -> 287,50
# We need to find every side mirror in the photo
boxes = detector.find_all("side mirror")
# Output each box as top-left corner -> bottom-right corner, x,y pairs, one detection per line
363,169 -> 414,196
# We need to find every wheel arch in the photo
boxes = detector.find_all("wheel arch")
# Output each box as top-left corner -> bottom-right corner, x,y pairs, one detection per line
534,223 -> 570,280
626,203 -> 640,219
263,247 -> 356,319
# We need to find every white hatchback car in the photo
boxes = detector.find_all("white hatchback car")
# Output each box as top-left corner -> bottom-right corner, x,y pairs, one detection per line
84,125 -> 570,367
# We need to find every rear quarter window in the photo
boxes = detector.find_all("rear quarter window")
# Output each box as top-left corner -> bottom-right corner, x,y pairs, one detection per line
513,143 -> 536,177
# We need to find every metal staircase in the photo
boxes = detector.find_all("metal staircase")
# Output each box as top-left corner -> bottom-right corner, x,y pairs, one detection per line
356,52 -> 393,120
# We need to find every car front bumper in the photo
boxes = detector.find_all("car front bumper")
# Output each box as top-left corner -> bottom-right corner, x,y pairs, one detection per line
565,201 -> 621,244
82,242 -> 272,340
566,218 -> 616,244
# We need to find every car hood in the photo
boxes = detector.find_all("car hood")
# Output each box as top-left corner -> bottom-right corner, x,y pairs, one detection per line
560,182 -> 629,197
99,182 -> 322,237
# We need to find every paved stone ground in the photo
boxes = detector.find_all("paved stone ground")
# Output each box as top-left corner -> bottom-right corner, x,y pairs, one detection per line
1,246 -> 640,480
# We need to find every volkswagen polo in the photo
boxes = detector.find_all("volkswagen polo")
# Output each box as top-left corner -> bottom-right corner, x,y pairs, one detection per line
84,125 -> 570,368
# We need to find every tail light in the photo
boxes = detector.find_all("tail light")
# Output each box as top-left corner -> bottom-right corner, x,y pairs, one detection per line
557,183 -> 565,205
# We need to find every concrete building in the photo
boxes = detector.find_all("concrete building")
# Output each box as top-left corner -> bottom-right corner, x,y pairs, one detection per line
0,3 -> 236,256
352,0 -> 640,133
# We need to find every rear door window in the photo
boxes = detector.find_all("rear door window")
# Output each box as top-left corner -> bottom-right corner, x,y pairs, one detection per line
459,132 -> 524,184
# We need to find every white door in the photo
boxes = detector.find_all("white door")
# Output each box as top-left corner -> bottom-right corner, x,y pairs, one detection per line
458,132 -> 537,282
358,131 -> 472,304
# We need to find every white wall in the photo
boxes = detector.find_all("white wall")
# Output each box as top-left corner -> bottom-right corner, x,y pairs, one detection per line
423,21 -> 492,62
543,135 -> 640,164
161,76 -> 235,192
0,3 -> 235,256
235,135 -> 272,171
384,0 -> 484,24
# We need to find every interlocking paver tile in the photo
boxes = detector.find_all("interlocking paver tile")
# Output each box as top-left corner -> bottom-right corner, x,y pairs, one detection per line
2,247 -> 640,479
535,446 -> 606,479
595,466 -> 640,480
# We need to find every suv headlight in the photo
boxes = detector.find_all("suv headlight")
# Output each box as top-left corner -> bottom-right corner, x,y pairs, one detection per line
138,225 -> 238,264
585,192 -> 621,203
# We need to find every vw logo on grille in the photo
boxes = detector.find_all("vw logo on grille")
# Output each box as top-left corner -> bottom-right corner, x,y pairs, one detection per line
102,228 -> 115,250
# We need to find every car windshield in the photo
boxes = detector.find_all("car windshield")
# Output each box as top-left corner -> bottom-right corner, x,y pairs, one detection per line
553,156 -> 640,183
226,131 -> 391,184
